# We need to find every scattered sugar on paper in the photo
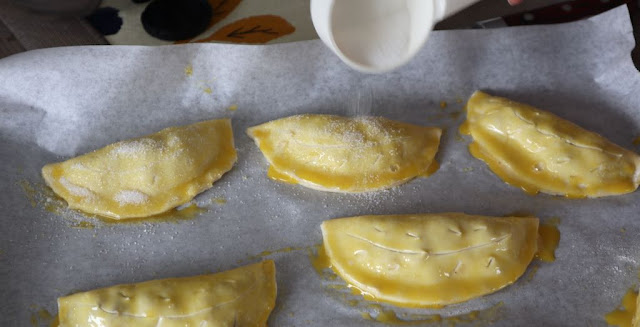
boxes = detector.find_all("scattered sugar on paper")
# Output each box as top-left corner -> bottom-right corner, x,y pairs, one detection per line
114,190 -> 150,205
59,177 -> 95,199
352,186 -> 403,205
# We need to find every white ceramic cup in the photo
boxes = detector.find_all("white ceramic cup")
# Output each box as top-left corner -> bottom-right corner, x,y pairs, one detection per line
311,0 -> 481,73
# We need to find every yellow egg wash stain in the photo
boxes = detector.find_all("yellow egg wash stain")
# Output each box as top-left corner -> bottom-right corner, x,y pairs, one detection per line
309,244 -> 340,279
366,304 -> 425,324
40,182 -> 68,215
45,200 -> 66,215
184,64 -> 193,76
309,244 -> 331,274
324,280 -> 365,308
350,282 -> 453,309
19,180 -> 38,207
310,245 -> 370,305
362,312 -> 374,320
212,198 -> 227,205
361,302 -> 504,326
420,161 -> 440,178
39,182 -> 65,213
20,180 -> 67,216
536,224 -> 560,262
605,288 -> 638,327
267,166 -> 299,185
70,221 -> 95,229
29,307 -> 55,327
228,104 -> 238,111
349,285 -> 382,303
430,102 -> 462,123
458,121 -> 470,135
203,87 -> 213,94
525,264 -> 540,282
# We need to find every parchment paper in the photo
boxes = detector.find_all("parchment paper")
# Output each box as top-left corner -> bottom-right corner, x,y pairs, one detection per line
1,6 -> 639,327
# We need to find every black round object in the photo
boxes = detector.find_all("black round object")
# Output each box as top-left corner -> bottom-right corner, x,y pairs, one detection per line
141,0 -> 212,41
87,7 -> 123,36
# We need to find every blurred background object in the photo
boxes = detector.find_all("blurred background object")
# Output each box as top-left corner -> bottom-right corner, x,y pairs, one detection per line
0,0 -> 638,65
11,0 -> 100,15
0,0 -> 106,58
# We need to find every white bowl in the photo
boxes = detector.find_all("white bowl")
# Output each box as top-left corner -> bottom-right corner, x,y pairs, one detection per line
311,0 -> 480,73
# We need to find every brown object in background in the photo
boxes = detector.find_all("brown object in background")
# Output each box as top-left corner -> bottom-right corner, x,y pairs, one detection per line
195,15 -> 296,44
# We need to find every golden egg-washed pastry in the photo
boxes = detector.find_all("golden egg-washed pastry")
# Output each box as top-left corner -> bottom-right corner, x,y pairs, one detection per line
321,213 -> 539,308
247,114 -> 442,192
42,119 -> 237,219
58,261 -> 276,327
462,91 -> 640,198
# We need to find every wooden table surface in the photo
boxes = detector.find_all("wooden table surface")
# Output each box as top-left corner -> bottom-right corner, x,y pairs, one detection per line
0,0 -> 637,63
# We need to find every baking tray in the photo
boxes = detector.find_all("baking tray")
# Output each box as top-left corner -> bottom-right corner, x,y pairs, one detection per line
0,6 -> 639,326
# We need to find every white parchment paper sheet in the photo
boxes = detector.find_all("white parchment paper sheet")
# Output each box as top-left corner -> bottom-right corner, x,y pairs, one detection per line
1,6 -> 640,326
